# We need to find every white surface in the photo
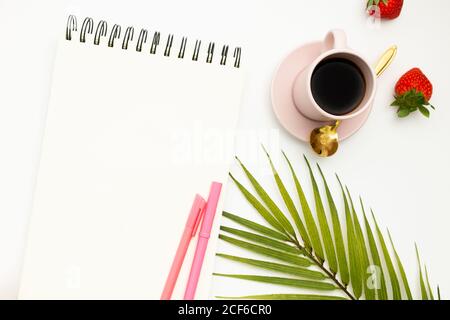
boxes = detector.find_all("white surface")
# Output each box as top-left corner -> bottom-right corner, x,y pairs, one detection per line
18,39 -> 242,299
1,0 -> 450,299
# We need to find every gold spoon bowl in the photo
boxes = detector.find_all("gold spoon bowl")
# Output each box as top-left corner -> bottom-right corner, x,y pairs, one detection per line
310,120 -> 341,157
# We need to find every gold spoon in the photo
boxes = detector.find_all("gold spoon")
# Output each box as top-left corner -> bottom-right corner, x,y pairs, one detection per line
310,45 -> 397,157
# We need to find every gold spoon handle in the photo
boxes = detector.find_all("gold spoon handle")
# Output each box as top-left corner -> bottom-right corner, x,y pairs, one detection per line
375,45 -> 397,77
333,120 -> 341,131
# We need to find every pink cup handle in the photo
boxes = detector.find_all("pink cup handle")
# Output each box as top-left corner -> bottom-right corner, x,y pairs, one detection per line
323,29 -> 347,52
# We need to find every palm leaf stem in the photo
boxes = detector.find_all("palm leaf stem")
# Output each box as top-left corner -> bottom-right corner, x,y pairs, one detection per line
290,237 -> 356,300
229,190 -> 357,300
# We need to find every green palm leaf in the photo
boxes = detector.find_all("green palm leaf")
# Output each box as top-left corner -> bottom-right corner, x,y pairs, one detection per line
416,244 -> 428,300
283,152 -> 324,263
317,166 -> 349,286
235,157 -> 296,237
213,274 -> 337,291
220,226 -> 302,255
219,234 -> 311,267
372,212 -> 402,300
263,147 -> 312,250
216,254 -> 325,280
304,157 -> 337,274
217,151 -> 438,300
229,173 -> 285,234
349,195 -> 373,300
362,210 -> 388,300
425,266 -> 434,300
216,294 -> 347,300
388,230 -> 413,300
222,211 -> 290,242
337,177 -> 362,299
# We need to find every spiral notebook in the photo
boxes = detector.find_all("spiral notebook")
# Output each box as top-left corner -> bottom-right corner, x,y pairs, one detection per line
19,16 -> 244,299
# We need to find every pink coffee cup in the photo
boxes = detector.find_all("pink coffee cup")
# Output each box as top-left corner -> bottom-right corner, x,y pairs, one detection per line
292,29 -> 376,122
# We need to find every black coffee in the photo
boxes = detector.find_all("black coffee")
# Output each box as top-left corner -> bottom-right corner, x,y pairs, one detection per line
311,58 -> 366,116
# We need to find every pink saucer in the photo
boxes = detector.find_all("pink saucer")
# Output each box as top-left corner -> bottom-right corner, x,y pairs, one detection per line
271,42 -> 373,142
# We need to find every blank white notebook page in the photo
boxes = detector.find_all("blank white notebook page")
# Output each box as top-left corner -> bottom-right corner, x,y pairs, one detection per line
19,39 -> 244,299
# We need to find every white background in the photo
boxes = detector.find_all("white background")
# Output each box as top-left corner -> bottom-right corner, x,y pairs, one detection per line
1,0 -> 450,299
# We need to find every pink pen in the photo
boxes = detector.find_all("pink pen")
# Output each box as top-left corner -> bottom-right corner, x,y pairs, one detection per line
161,194 -> 206,300
184,182 -> 222,300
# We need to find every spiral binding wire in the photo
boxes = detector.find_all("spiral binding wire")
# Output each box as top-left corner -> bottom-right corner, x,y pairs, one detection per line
65,15 -> 241,68
94,20 -> 107,45
192,40 -> 201,61
233,47 -> 241,68
206,42 -> 214,63
220,45 -> 229,65
136,29 -> 148,52
164,34 -> 174,57
122,27 -> 134,50
178,37 -> 187,59
150,32 -> 160,54
80,17 -> 93,43
108,24 -> 121,47
66,15 -> 77,41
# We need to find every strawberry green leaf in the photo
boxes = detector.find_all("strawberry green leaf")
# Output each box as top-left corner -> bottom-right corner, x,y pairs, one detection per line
397,108 -> 410,118
392,89 -> 433,118
419,106 -> 430,118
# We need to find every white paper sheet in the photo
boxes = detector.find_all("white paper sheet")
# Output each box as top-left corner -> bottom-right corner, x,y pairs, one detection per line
19,38 -> 244,299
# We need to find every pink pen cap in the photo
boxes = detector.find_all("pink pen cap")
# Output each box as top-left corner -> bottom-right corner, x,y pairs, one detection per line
186,195 -> 206,236
161,194 -> 206,300
198,182 -> 222,239
184,182 -> 222,300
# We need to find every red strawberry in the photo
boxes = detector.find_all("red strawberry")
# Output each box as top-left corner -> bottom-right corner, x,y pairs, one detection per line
367,0 -> 404,20
391,68 -> 435,118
